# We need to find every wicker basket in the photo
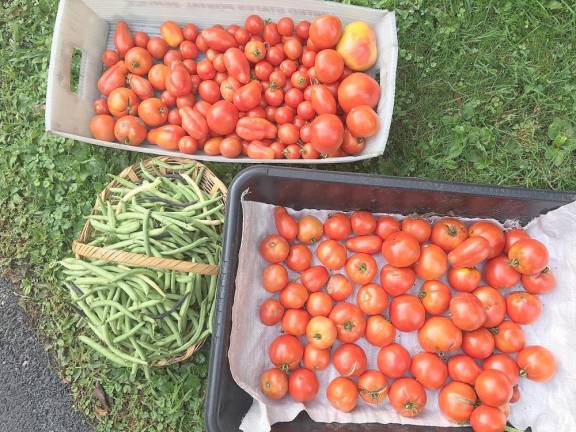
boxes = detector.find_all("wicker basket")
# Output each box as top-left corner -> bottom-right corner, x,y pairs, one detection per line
72,157 -> 227,366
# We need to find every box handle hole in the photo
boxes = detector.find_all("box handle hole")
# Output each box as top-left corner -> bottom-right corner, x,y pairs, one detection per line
70,47 -> 83,95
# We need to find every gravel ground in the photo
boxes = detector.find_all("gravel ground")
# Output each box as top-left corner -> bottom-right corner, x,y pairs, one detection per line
0,278 -> 92,432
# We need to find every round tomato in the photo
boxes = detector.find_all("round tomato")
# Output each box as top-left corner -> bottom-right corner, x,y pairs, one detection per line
303,345 -> 330,371
473,286 -> 506,328
462,328 -> 494,359
522,268 -> 556,294
474,369 -> 513,407
274,107 -> 295,125
300,266 -> 329,293
284,88 -> 304,108
414,243 -> 448,280
108,87 -> 139,117
418,316 -> 462,354
447,355 -> 482,385
468,221 -> 505,258
326,377 -> 358,413
449,293 -> 487,331
269,334 -> 304,371
358,370 -> 388,405
281,309 -> 310,336
182,23 -> 199,41
178,136 -> 197,154
206,100 -> 238,135
345,253 -> 377,285
198,79 -> 221,103
261,264 -> 288,293
390,295 -> 426,332
382,232 -> 420,267
283,37 -> 302,60
470,405 -> 507,432
333,343 -> 367,377
138,97 -> 168,127
337,72 -> 380,113
114,115 -> 147,145
244,40 -> 266,63
93,98 -> 109,115
377,343 -> 411,378
506,291 -> 542,324
90,114 -> 115,141
305,316 -> 337,349
316,239 -> 347,270
365,315 -> 396,347
341,130 -> 366,155
508,238 -> 549,275
314,49 -> 344,83
419,280 -> 451,315
323,213 -> 351,240
505,228 -> 530,252
329,303 -> 366,343
297,215 -> 323,244
400,218 -> 431,243
259,234 -> 289,263
259,299 -> 284,325
286,244 -> 312,272
259,368 -> 288,400
438,381 -> 477,423
483,256 -> 521,289
431,218 -> 468,252
447,267 -> 481,292
277,123 -> 299,145
410,352 -> 448,390
289,368 -> 319,402
279,282 -> 308,309
203,137 -> 222,156
306,291 -> 333,317
379,265 -> 414,298
309,113 -> 344,154
326,274 -> 353,301
376,215 -> 401,240
483,353 -> 519,386
350,211 -> 376,235
309,15 -> 342,49
148,64 -> 169,91
517,345 -> 556,382
101,49 -> 119,67
492,320 -> 525,353
388,378 -> 426,417
125,47 -> 153,75
219,135 -> 242,158
245,14 -> 264,34
356,283 -> 388,315
346,105 -> 379,138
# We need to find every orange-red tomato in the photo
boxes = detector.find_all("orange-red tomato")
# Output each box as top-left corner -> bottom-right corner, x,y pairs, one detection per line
306,316 -> 337,349
390,295 -> 426,332
303,345 -> 330,371
388,378 -> 426,417
134,31 -> 149,48
259,368 -> 288,400
101,49 -> 119,67
316,240 -> 347,270
447,355 -> 482,385
279,282 -> 309,309
288,368 -> 319,402
473,286 -> 506,328
414,243 -> 448,280
147,125 -> 187,150
326,274 -> 353,301
493,320 -> 525,353
178,136 -> 197,154
113,115 -> 146,145
470,405 -> 507,432
108,87 -> 139,117
505,228 -> 530,252
160,20 -> 184,47
448,236 -> 491,268
522,268 -> 556,294
329,303 -> 366,343
273,207 -> 298,241
277,16 -> 295,36
309,113 -> 344,154
474,369 -> 513,407
147,36 -> 168,59
333,343 -> 367,377
259,234 -> 289,263
419,280 -> 451,315
138,98 -> 168,127
300,266 -> 329,293
418,316 -> 462,354
468,221 -> 505,258
382,231 -> 421,267
281,309 -> 310,336
438,381 -> 477,423
285,244 -> 312,272
337,72 -> 380,113
341,130 -> 366,155
326,377 -> 358,413
431,217 -> 469,252
93,98 -> 109,115
517,345 -> 556,382
506,291 -> 542,324
283,37 -> 303,60
306,291 -> 333,317
350,211 -> 376,235
165,63 -> 192,97
449,293 -> 487,331
345,253 -> 377,285
346,105 -> 379,138
508,238 -> 549,275
380,264 -> 416,297
245,14 -> 265,35
345,235 -> 382,254
365,315 -> 396,347
447,266 -> 481,292
183,23 -> 199,41
323,213 -> 351,241
356,283 -> 388,315
377,343 -> 411,378
462,327 -> 495,359
483,353 -> 520,386
148,64 -> 169,91
219,136 -> 242,158
314,49 -> 344,83
98,60 -> 128,96
259,299 -> 285,326
310,84 -> 337,114
376,215 -> 401,240
244,40 -> 267,63
206,100 -> 239,135
401,218 -> 431,243
261,263 -> 288,293
309,15 -> 342,50
114,21 -> 134,57
484,255 -> 521,289
90,115 -> 115,141
411,352 -> 448,390
358,370 -> 388,405
127,74 -> 155,100
125,47 -> 153,75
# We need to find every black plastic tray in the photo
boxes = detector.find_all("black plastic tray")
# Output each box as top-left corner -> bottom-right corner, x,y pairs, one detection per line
205,166 -> 574,432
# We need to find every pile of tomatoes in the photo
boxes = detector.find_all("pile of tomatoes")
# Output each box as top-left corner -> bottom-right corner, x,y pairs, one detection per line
257,208 -> 557,431
89,14 -> 381,159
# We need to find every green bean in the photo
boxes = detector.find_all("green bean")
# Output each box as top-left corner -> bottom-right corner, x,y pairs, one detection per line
91,300 -> 138,320
79,336 -> 130,367
113,321 -> 146,344
90,219 -> 141,235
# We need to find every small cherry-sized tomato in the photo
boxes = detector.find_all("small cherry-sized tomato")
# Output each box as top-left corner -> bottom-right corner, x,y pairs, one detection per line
297,215 -> 323,244
286,244 -> 312,272
263,22 -> 281,45
259,299 -> 285,326
306,316 -> 337,349
300,123 -> 312,143
390,294 -> 426,332
505,228 -> 530,252
306,291 -> 333,317
284,88 -> 304,109
483,353 -> 520,386
472,286 -> 506,328
483,255 -> 521,289
508,238 -> 549,275
266,45 -> 286,66
376,215 -> 401,240
350,211 -> 376,235
388,378 -> 426,418
273,207 -> 298,241
506,291 -> 542,324
358,370 -> 388,405
410,352 -> 448,390
468,220 -> 505,258
283,37 -> 303,60
261,263 -> 288,293
101,49 -> 119,67
278,123 -> 299,145
493,320 -> 525,353
449,293 -> 487,331
419,280 -> 451,315
380,264 -> 416,297
329,302 -> 366,343
147,36 -> 168,60
356,283 -> 388,315
300,265 -> 329,292
333,343 -> 367,377
448,236 -> 491,268
279,59 -> 298,77
268,334 -> 304,371
474,369 -> 513,407
304,345 -> 330,371
323,213 -> 351,241
291,70 -> 310,90
289,368 -> 319,402
259,368 -> 288,400
414,243 -> 448,281
448,266 -> 481,292
281,309 -> 310,336
418,316 -> 463,354
346,253 -> 377,285
382,231 -> 421,267
309,15 -> 342,50
326,274 -> 353,301
462,327 -> 495,360
345,235 -> 382,254
377,343 -> 411,378
447,354 -> 482,385
326,377 -> 358,413
438,381 -> 477,423
244,40 -> 267,63
522,268 -> 556,294
431,217 -> 468,252
279,282 -> 308,309
259,234 -> 289,263
365,315 -> 396,347
470,405 -> 507,432
297,100 -> 315,120
517,345 -> 556,382
316,239 -> 347,270
178,136 -> 197,154
401,217 -> 431,243
254,61 -> 273,81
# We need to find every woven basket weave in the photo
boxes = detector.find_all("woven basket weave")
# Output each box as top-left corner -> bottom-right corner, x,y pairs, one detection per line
72,157 -> 227,366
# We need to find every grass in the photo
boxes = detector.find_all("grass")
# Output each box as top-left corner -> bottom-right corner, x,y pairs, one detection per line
0,0 -> 574,430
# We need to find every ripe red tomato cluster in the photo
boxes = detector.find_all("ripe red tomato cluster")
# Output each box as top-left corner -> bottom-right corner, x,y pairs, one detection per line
258,209 -> 557,430
90,15 -> 380,159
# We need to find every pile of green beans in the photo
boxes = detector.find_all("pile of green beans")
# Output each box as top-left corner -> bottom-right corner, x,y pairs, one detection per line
62,159 -> 224,375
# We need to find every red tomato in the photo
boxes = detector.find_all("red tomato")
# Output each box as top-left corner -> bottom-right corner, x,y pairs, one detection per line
341,130 -> 366,155
198,80 -> 221,103
101,49 -> 120,67
245,14 -> 265,34
300,265 -> 329,292
411,352 -> 448,390
333,343 -> 367,377
259,234 -> 289,263
414,244 -> 448,280
382,232 -> 421,267
449,293 -> 487,331
273,207 -> 298,241
178,136 -> 197,154
288,368 -> 319,402
107,87 -> 139,117
233,80 -> 262,111
163,49 -> 182,66
314,49 -> 344,83
269,334 -> 304,371
261,264 -> 288,292
350,211 -> 376,235
244,40 -> 267,63
281,309 -> 310,336
345,235 -> 382,254
508,239 -> 549,275
472,286 -> 506,328
259,298 -> 285,326
329,303 -> 366,343
474,369 -> 513,407
133,31 -> 149,48
147,63 -> 169,91
306,291 -> 333,317
447,355 -> 482,385
233,28 -> 250,45
303,345 -> 330,371
279,282 -> 309,309
377,343 -> 411,378
365,315 -> 396,347
418,316 -> 462,354
323,213 -> 351,240
254,61 -> 273,81
522,268 -> 556,294
297,101 -> 315,120
468,221 -> 505,258
147,36 -> 168,60
380,264 -> 416,297
113,115 -> 147,145
326,274 -> 353,301
311,84 -> 337,114
309,15 -> 342,50
493,320 -> 525,353
90,115 -> 115,141
286,244 -> 312,272
277,123 -> 299,145
206,100 -> 238,135
114,21 -> 134,57
431,218 -> 468,252
309,113 -> 344,154
316,240 -> 347,270
356,283 -> 388,315
326,377 -> 358,413
259,368 -> 288,400
345,253 -> 377,285
376,215 -> 401,240
266,45 -> 285,66
275,106 -> 295,125
390,295 -> 426,332
291,70 -> 310,89
358,370 -> 388,405
283,144 -> 301,159
505,228 -> 530,252
297,215 -> 323,244
182,23 -> 198,41
337,72 -> 380,112
263,22 -> 281,45
93,98 -> 109,115
283,37 -> 303,60
483,256 -> 521,289
438,381 -> 477,423
346,105 -> 379,138
470,405 -> 507,432
517,345 -> 556,382
446,267 -> 480,292
284,88 -> 304,108
127,73 -> 155,100
506,291 -> 542,324
305,316 -> 337,349
401,218 -> 431,243
448,236 -> 490,268
388,378 -> 426,417
462,328 -> 494,359
484,353 -> 520,386
419,280 -> 451,315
